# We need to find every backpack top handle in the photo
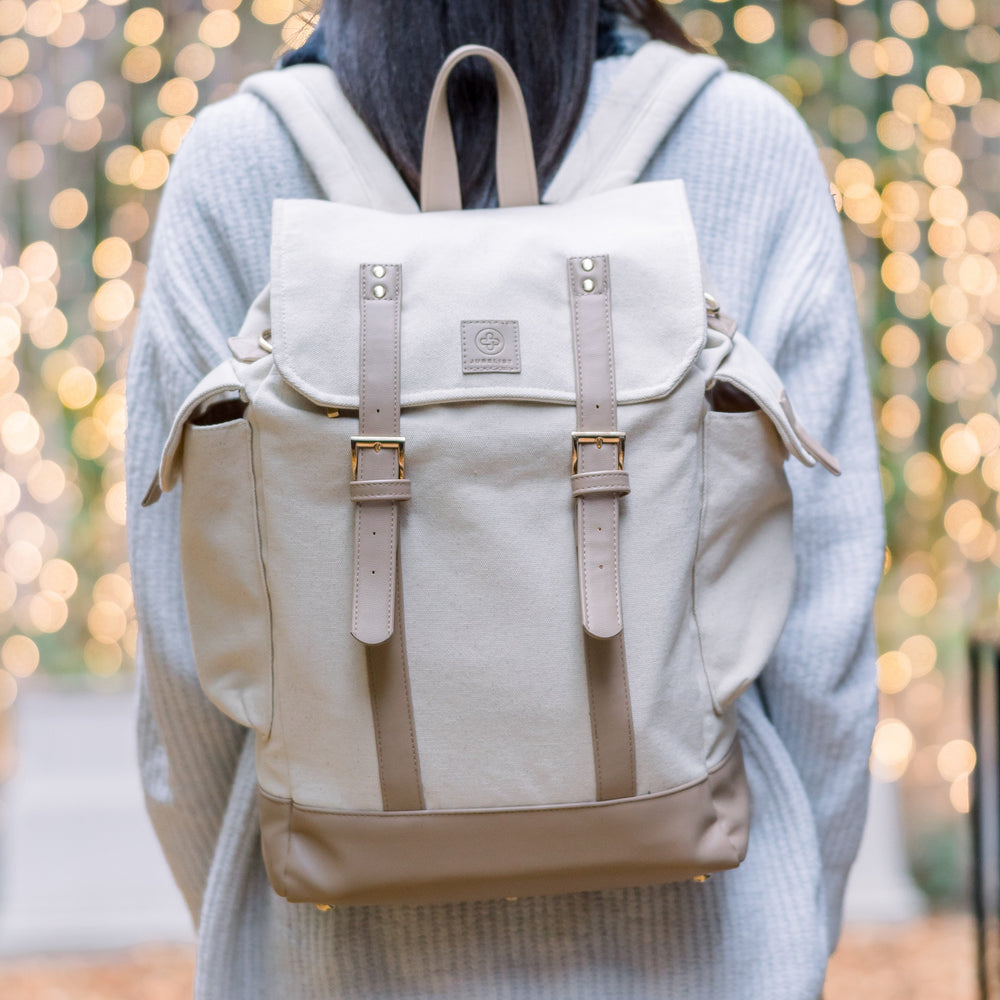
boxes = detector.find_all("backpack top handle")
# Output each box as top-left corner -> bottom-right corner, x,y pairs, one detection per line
420,44 -> 540,212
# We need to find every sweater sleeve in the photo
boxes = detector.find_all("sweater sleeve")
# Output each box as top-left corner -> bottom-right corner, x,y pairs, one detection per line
732,87 -> 887,952
649,72 -> 886,950
124,93 -> 319,922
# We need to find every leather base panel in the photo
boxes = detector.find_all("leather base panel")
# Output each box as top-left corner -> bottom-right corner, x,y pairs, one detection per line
258,739 -> 749,907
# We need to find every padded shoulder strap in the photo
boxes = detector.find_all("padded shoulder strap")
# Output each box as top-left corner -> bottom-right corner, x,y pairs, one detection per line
239,63 -> 419,213
543,41 -> 726,204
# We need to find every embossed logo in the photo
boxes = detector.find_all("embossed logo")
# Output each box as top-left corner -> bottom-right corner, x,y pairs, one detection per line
461,321 -> 521,375
475,328 -> 505,355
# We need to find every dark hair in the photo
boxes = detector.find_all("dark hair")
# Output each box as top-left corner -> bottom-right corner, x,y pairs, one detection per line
314,1 -> 696,208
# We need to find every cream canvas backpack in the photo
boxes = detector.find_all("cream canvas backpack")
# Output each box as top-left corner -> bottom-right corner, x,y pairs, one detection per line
142,41 -> 840,907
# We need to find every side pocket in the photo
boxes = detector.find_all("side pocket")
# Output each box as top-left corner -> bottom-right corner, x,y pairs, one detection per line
694,403 -> 794,715
179,401 -> 273,736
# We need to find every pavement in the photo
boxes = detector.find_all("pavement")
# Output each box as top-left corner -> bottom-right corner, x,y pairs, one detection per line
0,686 -> 194,956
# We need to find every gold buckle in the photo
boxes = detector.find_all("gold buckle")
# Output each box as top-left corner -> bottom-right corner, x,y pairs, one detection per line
351,436 -> 405,480
571,431 -> 625,475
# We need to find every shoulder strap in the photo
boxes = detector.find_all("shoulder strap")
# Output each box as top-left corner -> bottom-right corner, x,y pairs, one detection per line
239,63 -> 419,213
242,45 -> 722,212
543,41 -> 726,204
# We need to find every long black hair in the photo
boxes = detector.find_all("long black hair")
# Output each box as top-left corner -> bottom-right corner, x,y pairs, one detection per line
306,1 -> 696,207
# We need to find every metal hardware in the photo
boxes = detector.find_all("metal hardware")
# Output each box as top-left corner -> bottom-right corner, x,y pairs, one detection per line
326,410 -> 339,418
372,264 -> 386,279
691,874 -> 711,883
351,435 -> 405,480
372,284 -> 387,299
571,431 -> 625,475
581,277 -> 595,293
704,292 -> 720,317
258,328 -> 273,354
315,903 -> 333,911
581,257 -> 595,272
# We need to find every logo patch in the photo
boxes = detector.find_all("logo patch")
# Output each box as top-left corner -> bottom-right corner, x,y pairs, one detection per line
461,320 -> 521,374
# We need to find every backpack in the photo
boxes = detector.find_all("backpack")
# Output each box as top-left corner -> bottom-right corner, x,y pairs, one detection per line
142,41 -> 840,907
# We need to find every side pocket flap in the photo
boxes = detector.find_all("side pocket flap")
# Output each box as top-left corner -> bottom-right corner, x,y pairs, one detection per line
141,359 -> 247,507
706,331 -> 840,475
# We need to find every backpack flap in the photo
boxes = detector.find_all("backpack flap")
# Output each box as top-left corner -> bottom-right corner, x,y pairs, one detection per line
268,180 -> 707,410
706,330 -> 841,475
141,357 -> 247,506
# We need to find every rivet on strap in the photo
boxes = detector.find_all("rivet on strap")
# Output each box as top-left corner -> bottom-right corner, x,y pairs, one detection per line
570,470 -> 631,499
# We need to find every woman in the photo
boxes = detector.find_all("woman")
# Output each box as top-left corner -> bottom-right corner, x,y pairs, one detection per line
125,1 -> 885,996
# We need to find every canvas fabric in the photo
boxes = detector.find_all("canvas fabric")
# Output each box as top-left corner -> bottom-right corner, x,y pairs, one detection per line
143,41 -> 839,907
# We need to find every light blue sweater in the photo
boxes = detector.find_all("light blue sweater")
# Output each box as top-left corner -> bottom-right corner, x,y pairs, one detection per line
125,37 -> 886,1000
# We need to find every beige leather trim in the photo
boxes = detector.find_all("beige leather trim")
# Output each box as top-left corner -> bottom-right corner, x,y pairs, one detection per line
567,254 -> 636,803
349,478 -> 413,503
420,44 -> 539,212
258,740 -> 749,907
351,264 -> 403,645
570,470 -> 631,498
585,632 -> 637,802
367,557 -> 424,812
350,263 -> 424,813
569,255 -> 625,641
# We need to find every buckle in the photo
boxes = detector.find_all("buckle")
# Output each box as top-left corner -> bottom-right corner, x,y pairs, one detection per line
350,436 -> 405,480
571,431 -> 625,475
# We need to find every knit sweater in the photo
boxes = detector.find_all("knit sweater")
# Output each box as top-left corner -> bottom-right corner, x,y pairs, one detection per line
125,36 -> 886,1000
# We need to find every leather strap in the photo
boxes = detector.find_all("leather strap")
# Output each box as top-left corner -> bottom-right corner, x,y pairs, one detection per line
350,479 -> 413,503
420,44 -> 539,212
350,263 -> 424,812
567,254 -> 637,802
351,264 -> 405,646
585,625 -> 637,803
568,255 -> 625,641
367,557 -> 424,812
570,470 -> 630,499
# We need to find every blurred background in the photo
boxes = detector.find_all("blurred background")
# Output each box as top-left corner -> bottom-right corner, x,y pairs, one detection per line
0,0 -> 995,996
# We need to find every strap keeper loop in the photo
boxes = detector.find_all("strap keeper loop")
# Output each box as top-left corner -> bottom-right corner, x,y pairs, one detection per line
350,479 -> 412,503
570,470 -> 630,498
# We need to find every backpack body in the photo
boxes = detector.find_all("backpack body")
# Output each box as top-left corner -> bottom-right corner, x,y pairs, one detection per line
144,43 -> 838,907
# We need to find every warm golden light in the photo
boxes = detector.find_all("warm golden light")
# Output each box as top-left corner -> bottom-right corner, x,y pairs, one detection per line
891,0 -> 929,38
122,6 -> 163,45
199,8 -> 240,47
2,634 -> 38,677
48,188 -> 88,229
878,650 -> 913,694
733,4 -> 773,44
871,718 -> 915,781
